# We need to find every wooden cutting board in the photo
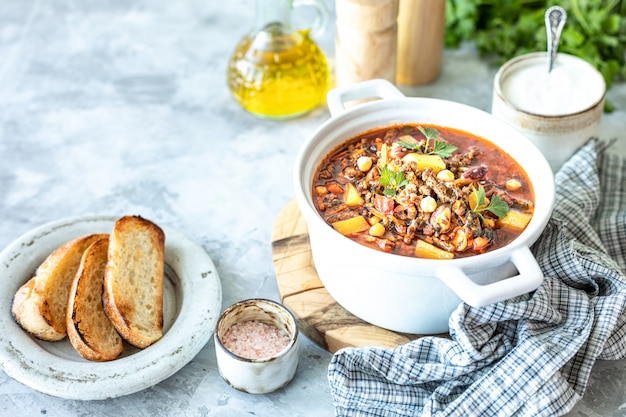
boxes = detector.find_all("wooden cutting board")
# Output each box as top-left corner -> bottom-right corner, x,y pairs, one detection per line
271,198 -> 426,353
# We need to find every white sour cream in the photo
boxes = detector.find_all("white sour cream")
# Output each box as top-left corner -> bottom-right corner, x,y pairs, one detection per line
500,54 -> 605,116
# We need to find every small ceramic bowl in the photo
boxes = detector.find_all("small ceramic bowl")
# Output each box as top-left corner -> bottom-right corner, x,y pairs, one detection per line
214,299 -> 299,394
491,52 -> 606,172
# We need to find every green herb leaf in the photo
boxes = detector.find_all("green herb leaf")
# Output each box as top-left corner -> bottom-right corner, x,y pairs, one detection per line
379,165 -> 393,186
471,186 -> 510,219
379,166 -> 408,197
487,195 -> 510,218
397,141 -> 419,150
417,126 -> 440,141
431,141 -> 458,158
415,126 -> 458,158
472,185 -> 487,210
383,187 -> 397,197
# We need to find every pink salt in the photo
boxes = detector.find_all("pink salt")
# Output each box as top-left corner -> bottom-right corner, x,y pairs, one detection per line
222,320 -> 291,359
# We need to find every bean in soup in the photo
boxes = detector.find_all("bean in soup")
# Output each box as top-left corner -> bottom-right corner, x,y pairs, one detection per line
312,124 -> 535,259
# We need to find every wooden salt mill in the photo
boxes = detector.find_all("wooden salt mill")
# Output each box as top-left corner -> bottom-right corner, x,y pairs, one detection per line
396,0 -> 446,85
334,0 -> 399,86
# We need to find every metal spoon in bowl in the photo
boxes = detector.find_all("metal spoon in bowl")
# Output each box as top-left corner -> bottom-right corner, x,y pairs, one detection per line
545,6 -> 567,73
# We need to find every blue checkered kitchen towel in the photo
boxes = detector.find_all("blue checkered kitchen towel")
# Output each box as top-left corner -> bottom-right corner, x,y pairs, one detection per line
328,139 -> 626,417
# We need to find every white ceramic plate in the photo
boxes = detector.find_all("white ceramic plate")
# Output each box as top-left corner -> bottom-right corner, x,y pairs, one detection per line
0,215 -> 222,400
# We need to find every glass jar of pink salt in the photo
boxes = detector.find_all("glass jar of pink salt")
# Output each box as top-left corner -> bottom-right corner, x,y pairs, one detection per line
214,299 -> 299,394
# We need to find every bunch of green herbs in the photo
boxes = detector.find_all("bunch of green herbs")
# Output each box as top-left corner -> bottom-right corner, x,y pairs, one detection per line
379,166 -> 409,197
397,127 -> 458,158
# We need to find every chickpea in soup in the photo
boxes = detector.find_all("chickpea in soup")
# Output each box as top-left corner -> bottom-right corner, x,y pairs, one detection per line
312,124 -> 535,259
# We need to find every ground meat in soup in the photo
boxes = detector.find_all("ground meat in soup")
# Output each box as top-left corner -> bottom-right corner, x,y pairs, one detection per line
312,124 -> 535,259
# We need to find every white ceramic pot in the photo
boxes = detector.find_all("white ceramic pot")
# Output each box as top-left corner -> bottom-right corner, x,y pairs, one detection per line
491,52 -> 605,172
293,79 -> 556,334
214,299 -> 299,394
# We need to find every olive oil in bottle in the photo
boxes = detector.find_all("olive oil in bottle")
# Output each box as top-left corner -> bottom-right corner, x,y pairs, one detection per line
227,0 -> 330,120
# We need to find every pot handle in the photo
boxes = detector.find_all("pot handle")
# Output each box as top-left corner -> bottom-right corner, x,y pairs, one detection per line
436,246 -> 544,307
326,79 -> 405,117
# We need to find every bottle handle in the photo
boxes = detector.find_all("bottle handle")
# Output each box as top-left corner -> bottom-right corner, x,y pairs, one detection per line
293,0 -> 329,38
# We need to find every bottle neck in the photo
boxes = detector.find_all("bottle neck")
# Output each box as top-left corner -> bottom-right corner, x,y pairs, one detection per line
255,0 -> 293,32
249,0 -> 299,52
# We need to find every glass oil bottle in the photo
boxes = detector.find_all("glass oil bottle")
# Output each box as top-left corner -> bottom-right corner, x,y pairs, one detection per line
227,0 -> 330,120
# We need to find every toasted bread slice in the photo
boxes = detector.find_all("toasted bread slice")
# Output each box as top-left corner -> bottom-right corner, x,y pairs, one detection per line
67,237 -> 124,361
11,277 -> 66,341
12,233 -> 108,341
103,215 -> 165,348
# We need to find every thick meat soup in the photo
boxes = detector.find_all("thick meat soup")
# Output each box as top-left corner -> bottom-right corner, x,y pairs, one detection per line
312,124 -> 535,259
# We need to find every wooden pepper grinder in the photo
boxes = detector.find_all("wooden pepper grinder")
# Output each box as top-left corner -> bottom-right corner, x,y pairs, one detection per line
335,0 -> 399,86
396,0 -> 446,85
